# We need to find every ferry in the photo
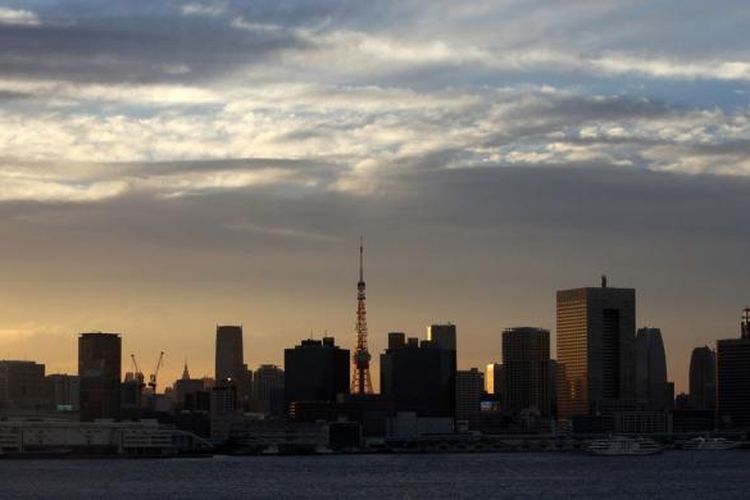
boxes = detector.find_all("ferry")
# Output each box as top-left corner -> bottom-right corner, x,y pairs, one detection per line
587,436 -> 663,456
682,437 -> 740,451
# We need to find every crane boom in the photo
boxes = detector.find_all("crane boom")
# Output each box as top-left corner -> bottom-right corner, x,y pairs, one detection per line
147,351 -> 165,393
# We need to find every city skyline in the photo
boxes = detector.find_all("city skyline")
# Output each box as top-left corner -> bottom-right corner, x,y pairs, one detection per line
1,265 -> 746,396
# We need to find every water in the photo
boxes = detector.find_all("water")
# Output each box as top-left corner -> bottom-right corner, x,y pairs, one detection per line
1,451 -> 747,499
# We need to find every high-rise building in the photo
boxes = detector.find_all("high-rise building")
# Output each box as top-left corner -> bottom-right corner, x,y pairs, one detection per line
45,374 -> 80,411
78,333 -> 121,421
380,336 -> 455,418
0,361 -> 46,410
427,324 -> 457,351
502,327 -> 552,416
252,364 -> 285,416
215,325 -> 244,384
284,337 -> 349,411
635,327 -> 670,410
742,307 -> 750,339
717,311 -> 750,428
556,277 -> 636,419
689,346 -> 716,410
485,363 -> 504,397
456,368 -> 484,420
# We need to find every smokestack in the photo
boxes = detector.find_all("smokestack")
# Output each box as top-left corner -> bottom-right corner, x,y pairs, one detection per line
601,275 -> 608,288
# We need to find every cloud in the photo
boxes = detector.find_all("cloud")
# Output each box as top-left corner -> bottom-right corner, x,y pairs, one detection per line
0,7 -> 40,27
181,2 -> 227,18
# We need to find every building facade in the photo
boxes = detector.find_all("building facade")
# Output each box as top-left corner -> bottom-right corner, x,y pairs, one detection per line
635,327 -> 671,410
689,346 -> 716,410
717,337 -> 750,428
556,278 -> 636,419
78,333 -> 121,421
456,368 -> 484,420
0,361 -> 46,411
284,337 -> 349,411
252,364 -> 285,416
502,327 -> 552,416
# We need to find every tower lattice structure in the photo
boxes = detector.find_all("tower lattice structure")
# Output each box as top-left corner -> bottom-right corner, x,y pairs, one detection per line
351,238 -> 373,394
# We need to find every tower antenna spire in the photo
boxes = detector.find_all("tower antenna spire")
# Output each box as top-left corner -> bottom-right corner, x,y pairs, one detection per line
351,236 -> 373,395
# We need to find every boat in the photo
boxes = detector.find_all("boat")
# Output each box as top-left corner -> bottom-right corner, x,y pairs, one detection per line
682,437 -> 740,451
587,436 -> 663,456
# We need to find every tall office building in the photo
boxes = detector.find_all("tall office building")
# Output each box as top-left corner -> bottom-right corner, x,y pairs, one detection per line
502,327 -> 552,416
635,327 -> 670,410
381,335 -> 456,418
485,363 -> 504,397
556,277 -> 636,419
252,364 -> 285,416
78,333 -> 121,421
284,337 -> 349,410
456,368 -> 484,420
742,307 -> 750,339
689,346 -> 716,410
717,311 -> 750,428
427,324 -> 457,351
215,325 -> 245,384
0,360 -> 46,410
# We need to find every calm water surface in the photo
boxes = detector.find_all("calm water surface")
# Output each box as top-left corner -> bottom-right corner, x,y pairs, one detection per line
1,451 -> 748,499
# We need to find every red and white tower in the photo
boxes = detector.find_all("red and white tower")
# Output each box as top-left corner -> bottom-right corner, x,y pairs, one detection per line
351,237 -> 373,394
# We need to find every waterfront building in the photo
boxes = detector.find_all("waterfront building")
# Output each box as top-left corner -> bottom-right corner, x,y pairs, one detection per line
689,346 -> 716,410
556,277 -> 636,419
78,333 -> 121,421
502,327 -> 552,416
635,327 -> 671,410
456,368 -> 483,420
0,361 -> 47,411
284,337 -> 349,411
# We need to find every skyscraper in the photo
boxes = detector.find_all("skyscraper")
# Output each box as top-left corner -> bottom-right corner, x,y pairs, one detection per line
485,363 -> 504,397
427,324 -> 457,351
635,327 -> 670,410
556,277 -> 636,419
502,327 -> 552,416
742,307 -> 750,339
689,346 -> 716,410
78,332 -> 121,421
284,337 -> 349,410
215,325 -> 244,384
717,310 -> 750,428
380,335 -> 456,418
456,368 -> 484,420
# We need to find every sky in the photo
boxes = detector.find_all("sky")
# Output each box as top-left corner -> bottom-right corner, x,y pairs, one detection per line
0,0 -> 748,393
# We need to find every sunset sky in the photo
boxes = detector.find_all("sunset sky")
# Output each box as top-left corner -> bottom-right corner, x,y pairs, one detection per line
0,1 -> 748,393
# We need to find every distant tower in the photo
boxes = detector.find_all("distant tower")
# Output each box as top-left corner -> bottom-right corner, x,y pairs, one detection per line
742,307 -> 750,339
351,238 -> 373,394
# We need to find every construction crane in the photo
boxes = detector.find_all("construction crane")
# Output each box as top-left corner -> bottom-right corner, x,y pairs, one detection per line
130,354 -> 146,389
148,351 -> 165,394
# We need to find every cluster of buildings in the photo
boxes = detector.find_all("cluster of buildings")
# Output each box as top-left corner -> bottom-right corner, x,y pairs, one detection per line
2,275 -> 750,453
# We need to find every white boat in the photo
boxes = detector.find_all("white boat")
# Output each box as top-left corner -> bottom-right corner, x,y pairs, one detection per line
682,437 -> 740,451
587,436 -> 663,456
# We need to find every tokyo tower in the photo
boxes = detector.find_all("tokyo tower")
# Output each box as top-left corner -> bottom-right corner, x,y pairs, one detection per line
351,237 -> 373,394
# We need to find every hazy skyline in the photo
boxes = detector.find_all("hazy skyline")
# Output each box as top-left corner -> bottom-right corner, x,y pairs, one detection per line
0,1 -> 749,393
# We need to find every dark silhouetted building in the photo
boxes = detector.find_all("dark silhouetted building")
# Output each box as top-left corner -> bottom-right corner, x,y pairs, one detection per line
174,362 -> 205,408
742,307 -> 750,339
427,324 -> 457,351
0,361 -> 46,410
380,335 -> 455,419
635,327 -> 671,410
45,374 -> 79,411
252,364 -> 285,416
502,327 -> 552,416
215,325 -> 251,407
557,277 -> 636,419
689,346 -> 716,410
717,330 -> 750,428
78,333 -> 121,421
284,337 -> 349,412
456,368 -> 483,420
